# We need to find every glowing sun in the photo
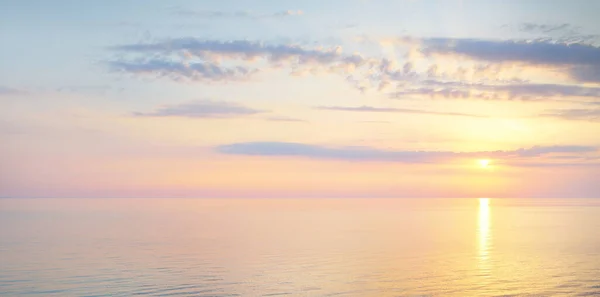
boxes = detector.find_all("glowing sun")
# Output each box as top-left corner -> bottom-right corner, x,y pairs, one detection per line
478,159 -> 491,168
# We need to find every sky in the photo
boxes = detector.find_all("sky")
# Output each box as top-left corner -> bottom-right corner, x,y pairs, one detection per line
1,0 -> 600,198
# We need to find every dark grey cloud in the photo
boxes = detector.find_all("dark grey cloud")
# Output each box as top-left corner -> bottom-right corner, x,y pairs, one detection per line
109,59 -> 256,82
133,100 -> 265,118
540,108 -> 600,121
316,105 -> 487,118
216,141 -> 597,163
419,37 -> 600,83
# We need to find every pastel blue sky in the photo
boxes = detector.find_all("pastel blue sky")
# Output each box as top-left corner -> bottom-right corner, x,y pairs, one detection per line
1,0 -> 599,198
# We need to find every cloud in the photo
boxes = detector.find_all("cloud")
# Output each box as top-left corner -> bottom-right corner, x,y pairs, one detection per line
512,145 -> 596,157
316,105 -> 488,118
569,65 -> 600,83
109,39 -> 366,83
0,120 -> 27,135
112,39 -> 344,66
518,23 -> 571,34
271,10 -> 304,17
418,37 -> 600,83
358,120 -> 391,124
109,59 -> 257,82
540,108 -> 600,121
110,37 -> 600,97
0,86 -> 24,95
264,116 -> 307,122
390,87 -> 472,99
486,83 -> 600,99
173,8 -> 303,19
513,23 -> 600,45
133,100 -> 266,118
389,80 -> 600,101
420,38 -> 600,66
56,85 -> 116,94
216,141 -> 597,163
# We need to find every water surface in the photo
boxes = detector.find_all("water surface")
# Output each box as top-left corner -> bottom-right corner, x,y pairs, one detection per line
1,198 -> 599,296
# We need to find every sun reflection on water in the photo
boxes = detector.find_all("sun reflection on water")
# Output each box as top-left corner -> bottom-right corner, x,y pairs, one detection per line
478,198 -> 492,275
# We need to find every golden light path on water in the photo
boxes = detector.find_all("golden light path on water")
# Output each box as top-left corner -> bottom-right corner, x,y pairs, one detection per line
478,198 -> 491,276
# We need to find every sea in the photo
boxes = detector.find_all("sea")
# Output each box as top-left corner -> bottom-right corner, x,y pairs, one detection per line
1,198 -> 599,296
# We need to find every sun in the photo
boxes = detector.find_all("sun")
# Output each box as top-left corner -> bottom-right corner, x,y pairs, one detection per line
479,198 -> 489,208
478,159 -> 491,168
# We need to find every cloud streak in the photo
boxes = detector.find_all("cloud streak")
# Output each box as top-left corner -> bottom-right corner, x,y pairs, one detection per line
513,22 -> 600,44
264,116 -> 307,122
109,39 -> 369,83
540,108 -> 600,121
173,8 -> 303,19
518,23 -> 571,34
420,38 -> 600,66
0,86 -> 23,95
133,100 -> 266,118
417,37 -> 600,83
216,141 -> 597,163
110,36 -> 600,100
109,59 -> 257,82
390,81 -> 600,101
316,105 -> 488,118
112,39 -> 346,66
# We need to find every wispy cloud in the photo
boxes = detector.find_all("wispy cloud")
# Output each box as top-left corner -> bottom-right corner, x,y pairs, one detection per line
110,37 -> 600,99
112,39 -> 345,65
390,81 -> 600,101
316,105 -> 488,118
110,39 -> 371,83
109,59 -> 257,82
173,8 -> 303,19
216,141 -> 597,163
416,37 -> 600,83
358,120 -> 391,124
56,85 -> 117,94
420,37 -> 600,66
518,23 -> 571,34
0,86 -> 24,95
133,100 -> 266,118
0,120 -> 26,135
512,22 -> 600,44
264,116 -> 307,122
540,108 -> 600,121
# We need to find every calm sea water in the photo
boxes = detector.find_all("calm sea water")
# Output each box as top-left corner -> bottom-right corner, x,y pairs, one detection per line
1,198 -> 599,296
